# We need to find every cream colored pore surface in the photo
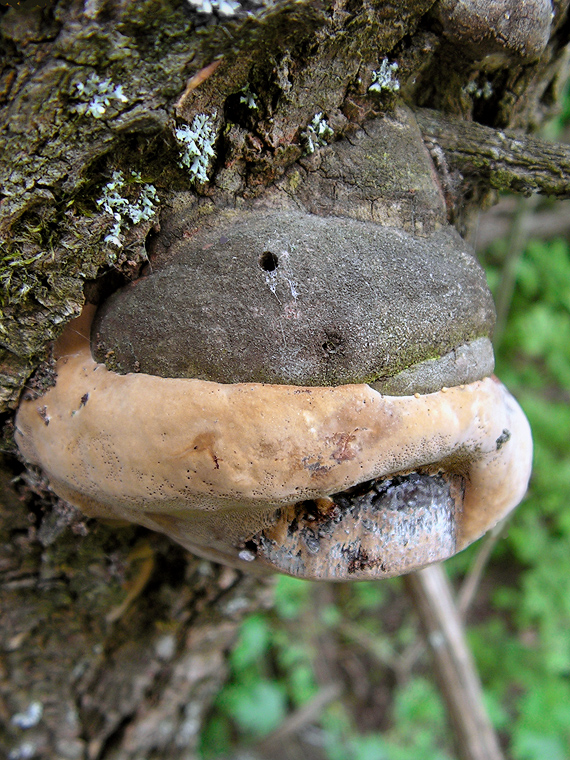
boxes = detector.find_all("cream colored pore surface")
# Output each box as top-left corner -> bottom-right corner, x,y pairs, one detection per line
15,312 -> 532,556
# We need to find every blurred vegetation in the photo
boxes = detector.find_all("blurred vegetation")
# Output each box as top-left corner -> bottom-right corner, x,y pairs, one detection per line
198,221 -> 570,760
477,231 -> 570,760
199,122 -> 570,760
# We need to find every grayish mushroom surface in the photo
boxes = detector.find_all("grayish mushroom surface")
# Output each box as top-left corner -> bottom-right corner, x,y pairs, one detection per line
92,211 -> 495,392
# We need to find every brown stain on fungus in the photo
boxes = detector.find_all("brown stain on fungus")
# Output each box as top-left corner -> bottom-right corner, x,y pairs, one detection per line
177,431 -> 222,470
329,431 -> 358,462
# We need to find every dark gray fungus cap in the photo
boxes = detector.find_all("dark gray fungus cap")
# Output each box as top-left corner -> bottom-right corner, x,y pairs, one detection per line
92,210 -> 495,393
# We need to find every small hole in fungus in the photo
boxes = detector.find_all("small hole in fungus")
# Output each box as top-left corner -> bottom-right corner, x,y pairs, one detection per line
322,334 -> 342,354
259,251 -> 279,271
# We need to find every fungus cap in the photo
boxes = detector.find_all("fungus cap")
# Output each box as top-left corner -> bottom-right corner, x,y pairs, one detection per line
91,211 -> 496,392
15,304 -> 532,580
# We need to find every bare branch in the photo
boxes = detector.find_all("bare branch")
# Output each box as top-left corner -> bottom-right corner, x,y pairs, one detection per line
456,521 -> 508,620
416,108 -> 570,199
405,565 -> 505,760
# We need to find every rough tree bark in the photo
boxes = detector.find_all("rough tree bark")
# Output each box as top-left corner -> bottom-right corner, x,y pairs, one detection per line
1,1 -> 569,759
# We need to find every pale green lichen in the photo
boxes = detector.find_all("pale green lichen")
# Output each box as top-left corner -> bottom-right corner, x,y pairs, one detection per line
97,171 -> 159,249
175,113 -> 217,184
185,0 -> 241,15
239,84 -> 258,111
302,112 -> 334,155
73,74 -> 128,119
369,60 -> 400,93
464,79 -> 493,99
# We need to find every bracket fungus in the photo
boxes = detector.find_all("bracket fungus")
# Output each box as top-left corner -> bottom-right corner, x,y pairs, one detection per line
15,208 -> 532,580
15,110 -> 532,580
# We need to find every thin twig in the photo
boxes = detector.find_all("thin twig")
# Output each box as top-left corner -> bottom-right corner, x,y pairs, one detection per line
405,564 -> 505,760
475,197 -> 570,252
397,524 -> 505,674
253,682 -> 342,755
456,519 -> 508,620
337,619 -> 408,682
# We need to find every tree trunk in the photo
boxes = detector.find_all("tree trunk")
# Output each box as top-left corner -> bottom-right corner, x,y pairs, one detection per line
1,1 -> 569,758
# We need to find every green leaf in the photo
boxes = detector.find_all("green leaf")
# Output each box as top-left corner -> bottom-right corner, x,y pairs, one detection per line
218,680 -> 287,736
349,734 -> 390,760
274,575 -> 313,619
199,714 -> 232,759
230,615 -> 271,671
513,731 -> 568,760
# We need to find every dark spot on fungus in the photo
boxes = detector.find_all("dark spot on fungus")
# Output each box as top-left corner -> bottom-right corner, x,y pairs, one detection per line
496,429 -> 511,450
346,547 -> 386,575
330,431 -> 357,462
80,393 -> 89,407
258,250 -> 279,271
37,406 -> 50,426
322,332 -> 343,356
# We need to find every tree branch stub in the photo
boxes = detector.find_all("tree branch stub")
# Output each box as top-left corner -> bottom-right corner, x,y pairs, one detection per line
416,106 -> 570,199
